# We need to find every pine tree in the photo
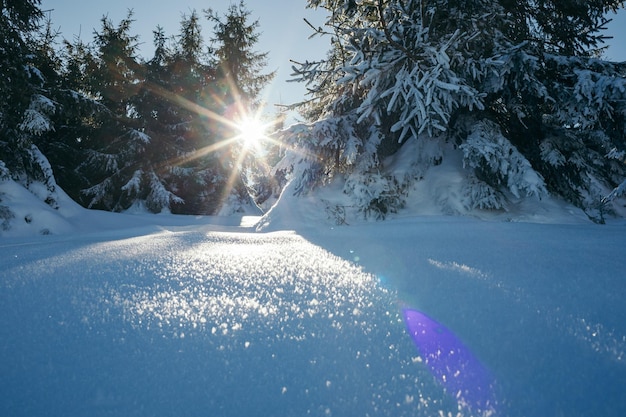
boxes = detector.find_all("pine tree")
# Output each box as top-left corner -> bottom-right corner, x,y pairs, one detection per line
66,11 -> 157,212
278,0 -> 626,221
0,0 -> 67,230
0,0 -> 46,154
64,6 -> 275,216
56,11 -> 218,214
133,13 -> 227,215
27,17 -> 110,207
206,1 -> 275,106
484,1 -> 626,220
205,1 -> 276,214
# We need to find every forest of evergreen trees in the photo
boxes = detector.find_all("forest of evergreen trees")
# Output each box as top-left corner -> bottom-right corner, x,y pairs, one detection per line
0,0 -> 275,227
2,0 -> 626,230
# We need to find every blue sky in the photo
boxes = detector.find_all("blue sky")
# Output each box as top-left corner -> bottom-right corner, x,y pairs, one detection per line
41,1 -> 626,116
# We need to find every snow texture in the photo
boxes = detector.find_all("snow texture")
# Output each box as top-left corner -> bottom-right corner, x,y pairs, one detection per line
1,184 -> 625,417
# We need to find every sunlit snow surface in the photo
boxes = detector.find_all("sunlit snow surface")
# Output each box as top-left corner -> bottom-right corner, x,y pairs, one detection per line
2,218 -> 626,417
1,227 -> 447,417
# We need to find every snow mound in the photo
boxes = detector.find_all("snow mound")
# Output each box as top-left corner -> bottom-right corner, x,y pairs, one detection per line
255,179 -> 335,231
257,144 -> 592,230
401,146 -> 591,224
0,180 -> 78,237
0,179 -> 230,238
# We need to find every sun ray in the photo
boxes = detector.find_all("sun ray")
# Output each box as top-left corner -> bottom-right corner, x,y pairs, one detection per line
145,81 -> 242,132
140,78 -> 312,214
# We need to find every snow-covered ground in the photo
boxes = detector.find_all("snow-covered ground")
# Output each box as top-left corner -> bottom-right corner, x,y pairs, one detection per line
1,178 -> 626,417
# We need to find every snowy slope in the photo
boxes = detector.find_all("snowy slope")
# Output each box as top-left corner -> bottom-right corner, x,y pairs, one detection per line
0,178 -> 239,238
1,176 -> 626,417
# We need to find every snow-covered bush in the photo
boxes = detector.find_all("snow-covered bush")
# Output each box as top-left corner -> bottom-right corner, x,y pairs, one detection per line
344,172 -> 408,219
603,180 -> 626,205
84,166 -> 186,214
121,169 -> 143,197
461,176 -> 506,211
461,120 -> 547,200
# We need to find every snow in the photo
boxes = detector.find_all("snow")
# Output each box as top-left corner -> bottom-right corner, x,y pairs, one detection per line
18,94 -> 56,136
1,176 -> 626,417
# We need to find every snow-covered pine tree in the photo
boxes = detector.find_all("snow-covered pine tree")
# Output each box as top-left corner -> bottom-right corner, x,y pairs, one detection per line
0,0 -> 68,230
478,1 -> 626,221
281,0 -> 509,218
36,35 -> 106,204
60,12 -> 187,214
277,0 -> 626,221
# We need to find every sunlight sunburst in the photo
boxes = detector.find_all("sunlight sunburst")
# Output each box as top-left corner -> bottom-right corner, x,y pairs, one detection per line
236,115 -> 269,149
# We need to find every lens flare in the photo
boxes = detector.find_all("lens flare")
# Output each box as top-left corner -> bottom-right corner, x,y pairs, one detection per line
402,308 -> 497,415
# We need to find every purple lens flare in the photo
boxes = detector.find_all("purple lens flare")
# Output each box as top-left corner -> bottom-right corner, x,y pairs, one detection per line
403,308 -> 497,415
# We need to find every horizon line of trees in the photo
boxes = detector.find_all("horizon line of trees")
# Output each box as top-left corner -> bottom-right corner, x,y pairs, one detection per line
3,0 -> 626,232
1,0 -> 276,231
